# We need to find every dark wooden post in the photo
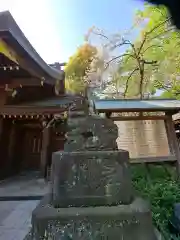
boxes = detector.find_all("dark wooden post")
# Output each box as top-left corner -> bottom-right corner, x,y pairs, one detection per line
0,117 -> 3,136
0,117 -> 4,177
164,117 -> 174,155
164,112 -> 180,174
41,122 -> 52,178
8,121 -> 16,174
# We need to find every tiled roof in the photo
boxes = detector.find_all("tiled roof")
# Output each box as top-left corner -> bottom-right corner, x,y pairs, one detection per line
94,99 -> 180,112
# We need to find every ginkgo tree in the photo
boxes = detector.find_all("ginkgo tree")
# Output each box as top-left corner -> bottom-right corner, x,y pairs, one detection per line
65,43 -> 97,95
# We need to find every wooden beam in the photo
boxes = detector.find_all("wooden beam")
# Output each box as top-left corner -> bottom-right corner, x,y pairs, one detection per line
164,118 -> 174,154
97,108 -> 178,114
130,155 -> 176,164
0,78 -> 46,89
14,56 -> 50,84
22,123 -> 42,128
165,113 -> 180,175
111,115 -> 167,121
10,78 -> 43,87
0,105 -> 71,115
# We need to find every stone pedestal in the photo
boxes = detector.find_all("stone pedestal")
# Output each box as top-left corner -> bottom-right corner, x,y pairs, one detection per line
31,108 -> 158,239
51,150 -> 133,207
32,195 -> 156,240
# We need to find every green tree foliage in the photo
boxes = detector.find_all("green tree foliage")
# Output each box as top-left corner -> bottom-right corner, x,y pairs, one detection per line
66,5 -> 180,99
65,43 -> 97,95
116,4 -> 180,99
137,4 -> 180,99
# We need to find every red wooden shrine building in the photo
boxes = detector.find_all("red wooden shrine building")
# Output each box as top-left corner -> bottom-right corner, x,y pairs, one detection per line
0,11 -> 81,180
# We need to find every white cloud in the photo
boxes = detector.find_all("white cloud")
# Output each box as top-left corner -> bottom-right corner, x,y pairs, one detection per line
0,0 -> 64,63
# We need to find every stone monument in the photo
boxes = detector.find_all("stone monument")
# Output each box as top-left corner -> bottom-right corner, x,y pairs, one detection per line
31,103 -> 158,239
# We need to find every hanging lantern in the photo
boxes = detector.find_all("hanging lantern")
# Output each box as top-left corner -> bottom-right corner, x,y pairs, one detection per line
9,66 -> 13,70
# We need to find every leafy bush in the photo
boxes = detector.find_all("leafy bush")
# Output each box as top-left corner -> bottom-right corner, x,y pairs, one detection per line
131,164 -> 180,239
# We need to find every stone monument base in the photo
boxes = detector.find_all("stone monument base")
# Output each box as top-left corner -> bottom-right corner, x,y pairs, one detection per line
31,194 -> 158,240
51,150 -> 134,207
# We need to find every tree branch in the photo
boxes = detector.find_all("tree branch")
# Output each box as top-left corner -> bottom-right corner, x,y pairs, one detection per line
154,79 -> 172,92
105,53 -> 135,69
125,40 -> 138,56
123,67 -> 139,97
137,17 -> 171,56
149,27 -> 174,42
147,17 -> 171,36
93,32 -> 109,41
111,39 -> 135,51
142,45 -> 162,54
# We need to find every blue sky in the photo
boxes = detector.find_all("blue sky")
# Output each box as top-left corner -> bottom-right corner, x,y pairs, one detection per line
52,0 -> 144,62
0,0 -> 144,63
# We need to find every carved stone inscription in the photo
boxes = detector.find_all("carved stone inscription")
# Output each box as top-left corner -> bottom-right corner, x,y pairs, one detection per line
36,198 -> 156,240
51,150 -> 133,206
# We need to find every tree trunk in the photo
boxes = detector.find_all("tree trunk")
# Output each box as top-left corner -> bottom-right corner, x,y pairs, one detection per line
139,61 -> 145,100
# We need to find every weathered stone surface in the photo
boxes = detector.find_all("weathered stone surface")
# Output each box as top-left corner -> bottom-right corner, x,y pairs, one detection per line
31,106 -> 157,239
64,114 -> 118,151
51,150 -> 133,207
32,195 -> 157,240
